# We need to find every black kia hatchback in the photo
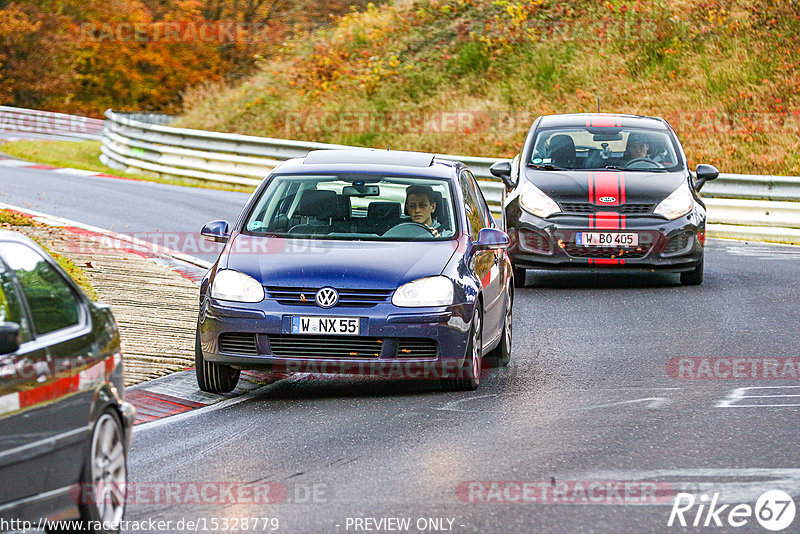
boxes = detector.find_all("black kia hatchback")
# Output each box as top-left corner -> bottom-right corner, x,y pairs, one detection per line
491,113 -> 719,286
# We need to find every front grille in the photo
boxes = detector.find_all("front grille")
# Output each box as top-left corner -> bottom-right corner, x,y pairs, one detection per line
268,335 -> 383,358
559,202 -> 594,213
619,204 -> 656,214
397,339 -> 438,359
559,203 -> 655,214
219,332 -> 259,355
663,233 -> 692,255
564,244 -> 651,259
265,286 -> 393,307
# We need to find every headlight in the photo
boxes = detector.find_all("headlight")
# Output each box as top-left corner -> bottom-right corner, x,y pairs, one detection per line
654,183 -> 694,220
519,180 -> 561,218
392,276 -> 453,307
211,270 -> 264,302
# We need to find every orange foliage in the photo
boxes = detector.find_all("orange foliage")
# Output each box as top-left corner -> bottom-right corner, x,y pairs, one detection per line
0,0 -> 368,114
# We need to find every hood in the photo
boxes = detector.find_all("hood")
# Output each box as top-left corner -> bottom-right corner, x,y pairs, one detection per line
523,168 -> 688,206
222,235 -> 459,289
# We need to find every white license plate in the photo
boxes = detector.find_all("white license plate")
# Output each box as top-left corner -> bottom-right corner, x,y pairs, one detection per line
576,232 -> 638,247
291,316 -> 360,335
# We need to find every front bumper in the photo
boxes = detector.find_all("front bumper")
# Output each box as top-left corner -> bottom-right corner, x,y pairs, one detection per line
198,299 -> 475,378
508,210 -> 705,272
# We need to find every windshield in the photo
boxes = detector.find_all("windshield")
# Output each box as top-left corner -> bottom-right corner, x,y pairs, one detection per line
243,174 -> 457,241
530,127 -> 682,171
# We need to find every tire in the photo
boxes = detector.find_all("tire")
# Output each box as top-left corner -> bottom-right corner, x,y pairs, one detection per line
195,328 -> 240,393
441,306 -> 483,391
486,292 -> 512,367
513,266 -> 527,288
49,410 -> 127,533
680,258 -> 704,285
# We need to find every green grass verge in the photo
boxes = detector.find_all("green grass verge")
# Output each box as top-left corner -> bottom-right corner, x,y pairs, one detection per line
0,209 -> 98,301
0,140 -> 254,193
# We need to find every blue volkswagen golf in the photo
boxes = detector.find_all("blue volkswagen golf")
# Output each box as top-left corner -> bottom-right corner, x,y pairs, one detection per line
196,150 -> 513,393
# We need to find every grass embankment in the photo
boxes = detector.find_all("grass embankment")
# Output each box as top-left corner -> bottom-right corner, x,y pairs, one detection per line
0,209 -> 98,300
179,0 -> 800,176
0,140 -> 253,192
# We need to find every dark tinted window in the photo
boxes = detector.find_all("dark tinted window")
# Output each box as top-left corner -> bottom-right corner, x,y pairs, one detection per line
466,171 -> 493,228
0,242 -> 81,335
0,261 -> 31,343
459,173 -> 483,240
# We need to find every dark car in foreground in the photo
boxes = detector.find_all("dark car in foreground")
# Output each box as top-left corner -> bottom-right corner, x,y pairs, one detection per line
491,113 -> 719,285
0,231 -> 134,533
196,149 -> 513,393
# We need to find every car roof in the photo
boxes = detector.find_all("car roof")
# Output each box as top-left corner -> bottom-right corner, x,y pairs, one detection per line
273,149 -> 462,179
0,229 -> 37,245
0,230 -> 49,264
538,113 -> 669,130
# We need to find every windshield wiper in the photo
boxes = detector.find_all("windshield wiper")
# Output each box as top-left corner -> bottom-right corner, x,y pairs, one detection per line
528,163 -> 570,171
584,166 -> 668,172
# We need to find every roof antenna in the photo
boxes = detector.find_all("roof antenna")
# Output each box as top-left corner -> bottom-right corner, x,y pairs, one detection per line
596,96 -> 601,114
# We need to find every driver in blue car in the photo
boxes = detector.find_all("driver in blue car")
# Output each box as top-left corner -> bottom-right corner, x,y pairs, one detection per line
405,185 -> 442,237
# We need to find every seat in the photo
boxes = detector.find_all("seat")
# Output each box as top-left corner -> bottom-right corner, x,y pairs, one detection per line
549,134 -> 576,168
432,191 -> 451,231
366,201 -> 401,235
288,190 -> 341,235
332,195 -> 353,232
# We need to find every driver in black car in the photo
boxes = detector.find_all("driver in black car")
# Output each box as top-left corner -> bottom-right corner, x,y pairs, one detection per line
405,185 -> 442,237
624,132 -> 649,162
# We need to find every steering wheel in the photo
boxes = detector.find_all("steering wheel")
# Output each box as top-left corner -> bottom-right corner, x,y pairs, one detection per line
624,157 -> 664,170
382,222 -> 438,238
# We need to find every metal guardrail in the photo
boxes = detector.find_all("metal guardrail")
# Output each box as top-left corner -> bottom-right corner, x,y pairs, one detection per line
100,110 -> 800,243
100,110 -> 506,207
699,174 -> 800,202
0,106 -> 104,141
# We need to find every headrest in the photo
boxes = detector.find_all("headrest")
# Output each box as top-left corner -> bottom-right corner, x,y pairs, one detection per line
294,190 -> 339,218
368,201 -> 401,220
335,195 -> 351,219
549,134 -> 576,167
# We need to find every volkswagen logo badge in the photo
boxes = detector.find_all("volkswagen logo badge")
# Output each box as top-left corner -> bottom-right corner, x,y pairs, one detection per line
598,196 -> 617,203
315,287 -> 339,308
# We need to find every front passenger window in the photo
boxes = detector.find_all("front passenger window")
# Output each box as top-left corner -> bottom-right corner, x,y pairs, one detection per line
0,243 -> 81,335
0,261 -> 31,343
460,174 -> 483,240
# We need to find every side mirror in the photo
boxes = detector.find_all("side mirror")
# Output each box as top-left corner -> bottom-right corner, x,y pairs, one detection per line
473,228 -> 510,251
694,164 -> 719,191
201,220 -> 230,243
489,160 -> 516,190
0,323 -> 20,355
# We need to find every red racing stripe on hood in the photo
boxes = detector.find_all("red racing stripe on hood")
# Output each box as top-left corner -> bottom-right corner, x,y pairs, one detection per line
593,172 -> 622,206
